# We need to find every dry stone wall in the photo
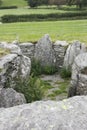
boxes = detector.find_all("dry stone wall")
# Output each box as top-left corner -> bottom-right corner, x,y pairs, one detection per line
53,40 -> 68,69
19,35 -> 68,70
19,42 -> 35,59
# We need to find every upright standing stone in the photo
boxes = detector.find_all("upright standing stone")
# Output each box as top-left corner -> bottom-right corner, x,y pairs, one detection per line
34,34 -> 55,66
68,53 -> 87,97
64,41 -> 87,70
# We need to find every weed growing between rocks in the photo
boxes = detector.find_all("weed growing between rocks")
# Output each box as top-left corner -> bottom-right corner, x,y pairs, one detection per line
13,74 -> 55,103
60,67 -> 71,79
31,58 -> 57,76
14,75 -> 44,103
47,80 -> 70,100
4,59 -> 71,102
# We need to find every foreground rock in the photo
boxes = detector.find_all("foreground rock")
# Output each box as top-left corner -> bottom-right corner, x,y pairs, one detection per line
68,53 -> 87,97
0,88 -> 26,108
0,96 -> 87,130
34,34 -> 55,66
64,41 -> 87,69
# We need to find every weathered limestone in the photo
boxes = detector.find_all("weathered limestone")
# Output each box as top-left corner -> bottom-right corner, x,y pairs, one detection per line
64,41 -> 87,69
68,53 -> 87,97
0,54 -> 31,88
0,88 -> 26,108
0,42 -> 31,88
0,42 -> 22,55
34,34 -> 55,66
19,42 -> 35,59
0,96 -> 87,130
0,42 -> 31,108
53,40 -> 68,69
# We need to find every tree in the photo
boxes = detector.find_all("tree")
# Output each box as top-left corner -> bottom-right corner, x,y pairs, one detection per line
49,0 -> 66,6
67,0 -> 87,9
28,0 -> 39,7
27,0 -> 49,8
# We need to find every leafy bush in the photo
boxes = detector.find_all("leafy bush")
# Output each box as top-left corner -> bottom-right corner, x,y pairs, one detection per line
14,75 -> 44,103
31,58 -> 57,76
0,6 -> 17,9
60,67 -> 71,79
1,11 -> 87,23
27,0 -> 48,7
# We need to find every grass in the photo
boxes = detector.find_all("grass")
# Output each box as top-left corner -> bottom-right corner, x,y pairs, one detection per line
0,8 -> 70,17
1,0 -> 27,7
47,80 -> 70,99
0,48 -> 10,57
0,20 -> 87,43
31,58 -> 57,76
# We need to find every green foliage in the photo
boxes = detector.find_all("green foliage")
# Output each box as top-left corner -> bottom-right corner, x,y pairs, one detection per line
67,0 -> 87,9
28,0 -> 40,7
0,6 -> 17,9
2,11 -> 87,23
14,75 -> 44,103
27,0 -> 48,7
31,58 -> 57,76
31,59 -> 42,76
60,67 -> 71,79
47,80 -> 70,98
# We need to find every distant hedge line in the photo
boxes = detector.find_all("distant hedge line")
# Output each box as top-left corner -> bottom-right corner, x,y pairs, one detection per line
1,12 -> 87,23
0,6 -> 17,9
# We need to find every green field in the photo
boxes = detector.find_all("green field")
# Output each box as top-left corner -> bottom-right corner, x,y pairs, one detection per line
1,0 -> 27,7
0,20 -> 87,43
0,8 -> 69,17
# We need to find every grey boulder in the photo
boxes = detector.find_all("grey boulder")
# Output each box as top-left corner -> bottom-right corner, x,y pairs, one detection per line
64,41 -> 87,69
0,96 -> 87,130
0,54 -> 31,88
0,88 -> 26,108
0,42 -> 22,55
34,34 -> 55,66
68,53 -> 87,97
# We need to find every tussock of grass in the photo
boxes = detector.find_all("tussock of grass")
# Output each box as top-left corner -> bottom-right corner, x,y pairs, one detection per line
0,48 -> 10,57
